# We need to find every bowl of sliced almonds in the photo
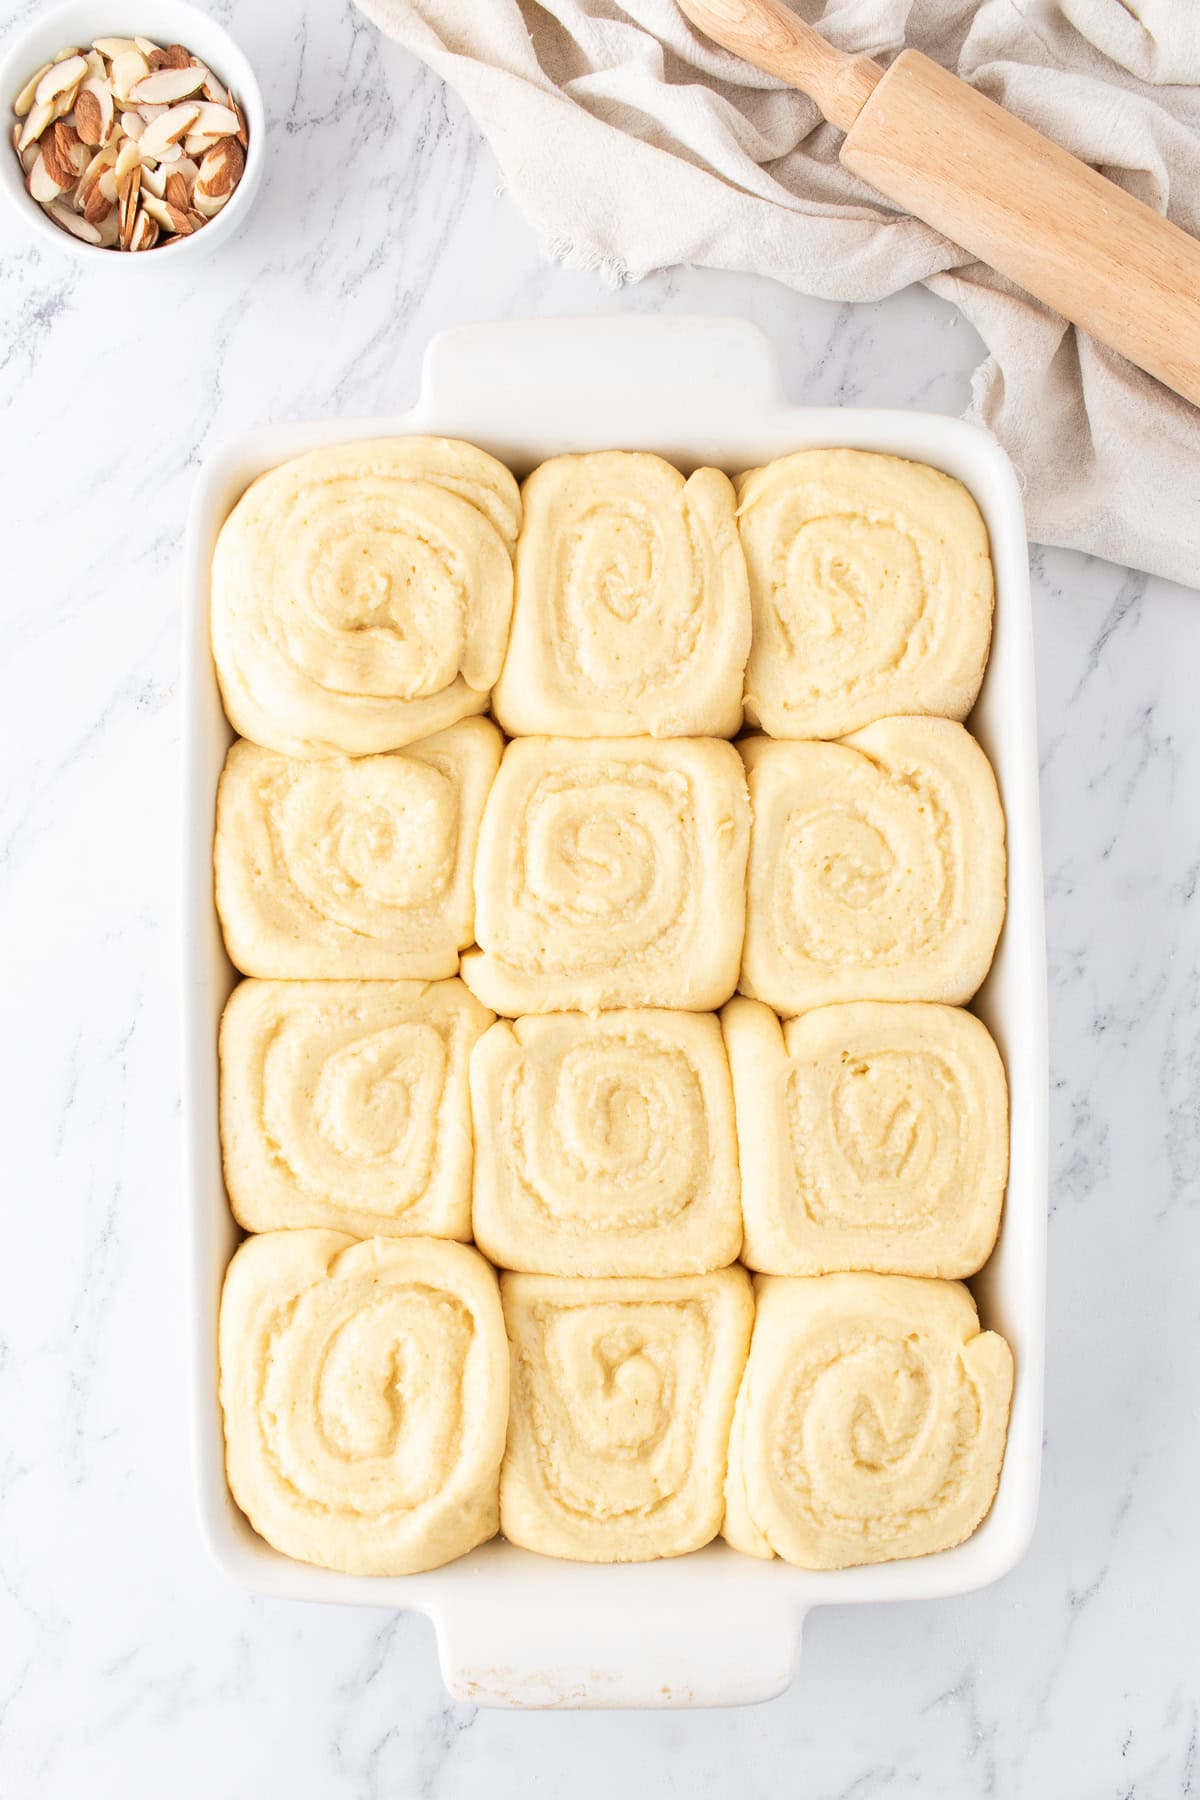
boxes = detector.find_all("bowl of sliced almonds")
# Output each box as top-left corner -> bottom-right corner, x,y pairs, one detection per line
0,0 -> 263,260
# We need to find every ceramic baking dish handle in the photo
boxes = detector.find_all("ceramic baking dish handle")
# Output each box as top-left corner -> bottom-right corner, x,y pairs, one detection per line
432,1597 -> 804,1709
415,316 -> 785,449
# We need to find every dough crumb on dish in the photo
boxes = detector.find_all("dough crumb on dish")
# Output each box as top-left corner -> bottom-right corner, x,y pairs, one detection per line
493,451 -> 750,739
723,997 -> 1007,1277
214,716 -> 501,979
737,447 -> 993,741
739,716 -> 1005,1014
471,1008 -> 742,1276
500,1267 -> 753,1561
220,976 -> 493,1239
211,437 -> 521,759
219,1232 -> 509,1575
462,734 -> 750,1014
723,1272 -> 1013,1567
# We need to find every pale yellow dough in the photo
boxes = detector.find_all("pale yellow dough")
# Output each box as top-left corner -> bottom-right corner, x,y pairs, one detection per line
462,735 -> 750,1014
723,999 -> 1008,1276
501,1267 -> 753,1561
219,1232 -> 509,1575
737,448 -> 993,740
220,977 -> 494,1238
214,717 -> 501,979
723,1273 -> 1013,1568
470,1010 -> 741,1276
492,451 -> 750,738
740,717 -> 1005,1012
211,437 -> 521,758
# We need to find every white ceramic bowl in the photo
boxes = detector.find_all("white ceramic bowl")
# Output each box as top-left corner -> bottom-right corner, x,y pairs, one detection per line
0,0 -> 264,265
182,317 -> 1048,1711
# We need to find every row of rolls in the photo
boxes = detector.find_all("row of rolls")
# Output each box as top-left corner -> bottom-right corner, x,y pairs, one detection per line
214,711 -> 1006,1014
222,1232 -> 1011,1576
213,433 -> 1013,1580
210,436 -> 995,757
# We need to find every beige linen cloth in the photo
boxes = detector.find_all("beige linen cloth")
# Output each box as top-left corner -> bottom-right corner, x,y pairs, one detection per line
356,0 -> 1200,586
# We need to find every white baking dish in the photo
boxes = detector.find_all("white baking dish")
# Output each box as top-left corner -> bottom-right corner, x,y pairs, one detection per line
182,316 -> 1047,1710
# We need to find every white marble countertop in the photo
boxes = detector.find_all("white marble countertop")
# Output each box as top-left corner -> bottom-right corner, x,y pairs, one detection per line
2,0 -> 1197,1792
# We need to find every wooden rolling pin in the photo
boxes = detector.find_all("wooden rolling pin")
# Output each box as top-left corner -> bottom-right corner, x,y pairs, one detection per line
677,0 -> 1200,406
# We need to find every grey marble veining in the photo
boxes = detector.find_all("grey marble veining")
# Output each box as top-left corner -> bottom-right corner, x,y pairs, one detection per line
1,0 -> 1197,1793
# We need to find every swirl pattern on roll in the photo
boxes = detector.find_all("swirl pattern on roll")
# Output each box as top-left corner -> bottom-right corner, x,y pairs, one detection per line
462,736 -> 750,1014
220,978 -> 493,1238
724,999 -> 1007,1276
219,1233 -> 509,1575
737,449 -> 993,740
470,1010 -> 741,1275
211,437 -> 521,758
500,1268 -> 753,1561
214,717 -> 501,979
723,1274 -> 1013,1568
492,452 -> 750,737
740,717 -> 1006,1013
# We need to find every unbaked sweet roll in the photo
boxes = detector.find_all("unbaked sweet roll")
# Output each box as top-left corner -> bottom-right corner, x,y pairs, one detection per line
723,999 -> 1007,1276
501,1267 -> 753,1561
462,736 -> 750,1014
215,717 -> 501,979
723,1273 -> 1012,1568
740,717 -> 1005,1013
470,1010 -> 741,1275
737,448 -> 993,740
220,1232 -> 508,1575
220,977 -> 493,1239
211,437 -> 521,758
492,451 -> 750,738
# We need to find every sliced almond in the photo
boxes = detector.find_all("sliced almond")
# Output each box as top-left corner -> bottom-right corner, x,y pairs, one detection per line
114,135 -> 142,180
92,37 -> 139,58
140,160 -> 166,198
185,206 -> 208,232
77,143 -> 118,211
34,55 -> 87,106
128,205 -> 158,250
97,167 -> 119,204
234,99 -> 248,150
13,62 -> 52,116
192,183 -> 230,219
195,136 -> 244,200
52,46 -> 82,64
96,205 -> 119,248
130,65 -> 206,105
137,103 -> 200,160
185,101 -> 238,138
156,143 -> 184,166
40,134 -> 73,189
134,37 -> 160,58
161,44 -> 193,70
164,169 -> 190,209
83,49 -> 107,81
118,163 -> 141,244
11,121 -> 39,175
83,180 -> 112,225
141,190 -> 194,235
16,99 -> 55,154
73,81 -> 111,146
139,189 -> 172,231
53,121 -> 87,174
27,150 -> 66,203
120,110 -> 145,140
109,50 -> 150,104
200,72 -> 228,108
45,200 -> 102,244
